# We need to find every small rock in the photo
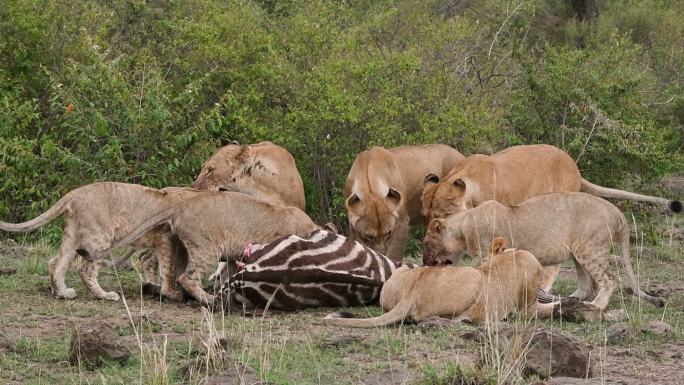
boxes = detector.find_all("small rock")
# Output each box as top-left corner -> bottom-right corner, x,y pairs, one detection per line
517,326 -> 593,379
177,359 -> 195,380
69,324 -> 132,366
645,283 -> 671,298
552,297 -> 603,322
417,316 -> 456,329
642,320 -> 671,335
0,333 -> 14,350
606,323 -> 631,345
1,239 -> 18,247
322,334 -> 361,348
603,309 -> 629,322
612,348 -> 632,357
0,267 -> 17,275
459,327 -> 486,343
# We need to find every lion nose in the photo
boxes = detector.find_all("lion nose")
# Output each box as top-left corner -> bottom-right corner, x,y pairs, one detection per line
374,239 -> 386,253
422,251 -> 434,266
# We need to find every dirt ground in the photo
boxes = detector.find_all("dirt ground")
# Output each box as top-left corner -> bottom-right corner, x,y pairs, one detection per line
0,220 -> 682,385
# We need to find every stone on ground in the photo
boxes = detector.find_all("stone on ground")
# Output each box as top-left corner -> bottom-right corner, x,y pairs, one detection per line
506,326 -> 594,379
68,324 -> 132,366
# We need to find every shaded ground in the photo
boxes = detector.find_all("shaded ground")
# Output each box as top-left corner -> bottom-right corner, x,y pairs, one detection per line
0,214 -> 682,385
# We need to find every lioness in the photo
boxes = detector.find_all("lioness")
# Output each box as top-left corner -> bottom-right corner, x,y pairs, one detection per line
422,192 -> 664,310
323,237 -> 554,327
0,183 -> 203,300
193,141 -> 305,210
113,141 -> 306,283
85,191 -> 319,304
344,144 -> 464,261
421,144 -> 681,289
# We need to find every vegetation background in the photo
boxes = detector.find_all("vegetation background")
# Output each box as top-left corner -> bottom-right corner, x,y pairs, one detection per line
1,0 -> 683,242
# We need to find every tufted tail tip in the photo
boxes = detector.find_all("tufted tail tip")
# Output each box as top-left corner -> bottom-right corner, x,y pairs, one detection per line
324,311 -> 355,320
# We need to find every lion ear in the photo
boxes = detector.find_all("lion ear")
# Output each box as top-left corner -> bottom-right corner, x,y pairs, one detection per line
424,174 -> 440,186
453,178 -> 466,191
386,188 -> 402,209
429,218 -> 447,234
491,237 -> 507,255
346,193 -> 363,214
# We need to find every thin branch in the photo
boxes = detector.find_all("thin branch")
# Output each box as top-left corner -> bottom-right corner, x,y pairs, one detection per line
487,0 -> 525,59
575,115 -> 599,164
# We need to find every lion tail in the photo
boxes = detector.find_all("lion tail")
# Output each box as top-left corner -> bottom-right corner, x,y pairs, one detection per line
101,248 -> 140,268
617,224 -> 665,307
580,178 -> 681,213
0,190 -> 78,232
322,300 -> 415,328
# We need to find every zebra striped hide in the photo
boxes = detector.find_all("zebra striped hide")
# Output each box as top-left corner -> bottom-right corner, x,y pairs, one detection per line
222,229 -> 417,310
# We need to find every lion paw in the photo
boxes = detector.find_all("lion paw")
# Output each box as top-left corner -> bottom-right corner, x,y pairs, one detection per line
102,291 -> 121,301
200,293 -> 217,306
55,288 -> 78,299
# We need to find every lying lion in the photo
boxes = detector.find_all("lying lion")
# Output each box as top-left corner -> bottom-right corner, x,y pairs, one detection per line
423,192 -> 664,310
85,191 -> 319,304
323,237 -> 554,327
0,182 -> 203,300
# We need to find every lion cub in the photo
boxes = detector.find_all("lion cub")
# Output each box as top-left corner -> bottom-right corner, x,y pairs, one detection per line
323,238 -> 553,327
86,191 -> 319,305
0,182 -> 202,300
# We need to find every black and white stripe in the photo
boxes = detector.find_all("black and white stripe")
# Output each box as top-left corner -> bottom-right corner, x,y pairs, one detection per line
223,229 -> 416,310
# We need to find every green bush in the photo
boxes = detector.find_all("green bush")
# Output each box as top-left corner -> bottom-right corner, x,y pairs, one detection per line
0,0 -> 682,241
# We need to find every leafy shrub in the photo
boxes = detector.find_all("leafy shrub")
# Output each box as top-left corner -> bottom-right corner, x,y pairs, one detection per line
0,0 -> 681,241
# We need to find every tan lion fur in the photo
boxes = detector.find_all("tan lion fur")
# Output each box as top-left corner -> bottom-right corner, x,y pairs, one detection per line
193,141 -> 305,210
87,191 -> 319,304
323,237 -> 553,327
423,192 -> 664,310
0,183 -> 203,300
420,143 -> 680,289
344,144 -> 464,261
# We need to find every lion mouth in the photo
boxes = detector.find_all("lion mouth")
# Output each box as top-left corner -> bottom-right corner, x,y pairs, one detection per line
423,251 -> 453,266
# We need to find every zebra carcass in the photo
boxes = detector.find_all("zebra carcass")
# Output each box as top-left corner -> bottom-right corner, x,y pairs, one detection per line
217,229 -> 417,311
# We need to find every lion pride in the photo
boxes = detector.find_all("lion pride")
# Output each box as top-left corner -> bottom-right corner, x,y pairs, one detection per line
344,144 -> 464,261
421,144 -> 681,290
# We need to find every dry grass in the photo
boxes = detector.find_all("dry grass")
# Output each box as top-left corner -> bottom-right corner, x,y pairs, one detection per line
0,212 -> 682,384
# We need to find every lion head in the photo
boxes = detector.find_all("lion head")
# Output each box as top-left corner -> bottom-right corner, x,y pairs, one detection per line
421,173 -> 469,224
346,187 -> 403,254
422,217 -> 466,266
193,141 -> 251,191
